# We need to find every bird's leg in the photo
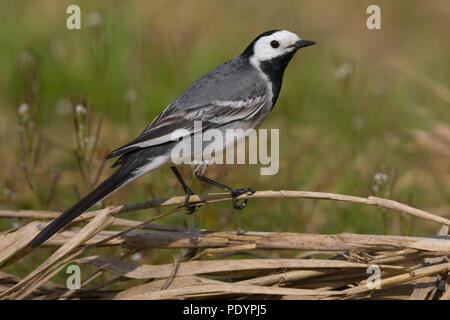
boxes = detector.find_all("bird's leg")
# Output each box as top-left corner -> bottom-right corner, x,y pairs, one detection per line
171,166 -> 197,214
194,162 -> 255,210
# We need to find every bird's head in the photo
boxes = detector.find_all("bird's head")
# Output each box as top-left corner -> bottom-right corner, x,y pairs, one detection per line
242,30 -> 315,63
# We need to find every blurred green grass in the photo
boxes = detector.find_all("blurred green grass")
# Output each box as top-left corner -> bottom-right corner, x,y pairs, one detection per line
0,0 -> 449,279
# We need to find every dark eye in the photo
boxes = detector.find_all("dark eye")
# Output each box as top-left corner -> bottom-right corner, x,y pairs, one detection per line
270,40 -> 279,48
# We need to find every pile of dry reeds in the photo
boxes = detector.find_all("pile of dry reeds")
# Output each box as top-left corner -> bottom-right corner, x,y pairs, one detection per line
0,190 -> 449,300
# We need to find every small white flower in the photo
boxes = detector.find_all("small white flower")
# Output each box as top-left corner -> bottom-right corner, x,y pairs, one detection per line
18,103 -> 29,115
87,12 -> 103,28
334,62 -> 352,79
75,104 -> 87,115
131,252 -> 143,261
374,172 -> 388,184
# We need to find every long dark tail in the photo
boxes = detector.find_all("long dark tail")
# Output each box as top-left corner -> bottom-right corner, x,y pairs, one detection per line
28,143 -> 173,248
28,168 -> 132,248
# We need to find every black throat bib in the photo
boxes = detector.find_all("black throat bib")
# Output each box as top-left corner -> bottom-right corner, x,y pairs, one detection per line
259,51 -> 296,107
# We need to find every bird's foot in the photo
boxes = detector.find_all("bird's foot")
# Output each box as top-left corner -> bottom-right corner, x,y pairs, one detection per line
231,187 -> 255,210
184,187 -> 198,215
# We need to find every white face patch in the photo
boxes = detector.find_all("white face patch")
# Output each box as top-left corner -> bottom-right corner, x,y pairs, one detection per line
251,30 -> 301,62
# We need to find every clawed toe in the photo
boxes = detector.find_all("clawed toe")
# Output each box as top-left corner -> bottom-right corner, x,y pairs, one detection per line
231,187 -> 255,210
185,202 -> 196,214
184,188 -> 198,215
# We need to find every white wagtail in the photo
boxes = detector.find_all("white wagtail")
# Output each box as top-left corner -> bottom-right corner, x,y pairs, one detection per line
29,30 -> 315,247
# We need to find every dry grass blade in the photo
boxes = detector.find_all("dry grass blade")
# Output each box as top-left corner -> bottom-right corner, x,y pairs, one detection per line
0,221 -> 45,265
0,189 -> 448,300
121,230 -> 450,252
120,190 -> 450,226
344,261 -> 450,297
441,276 -> 450,300
189,244 -> 257,260
0,209 -> 159,231
38,228 -> 450,253
2,189 -> 446,226
116,283 -> 343,300
14,251 -> 81,300
113,276 -> 225,299
0,207 -> 116,300
409,225 -> 449,300
47,229 -> 123,246
0,210 -> 63,219
75,255 -> 378,279
236,270 -> 333,286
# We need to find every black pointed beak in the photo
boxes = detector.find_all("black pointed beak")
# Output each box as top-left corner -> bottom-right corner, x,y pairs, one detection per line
292,39 -> 316,50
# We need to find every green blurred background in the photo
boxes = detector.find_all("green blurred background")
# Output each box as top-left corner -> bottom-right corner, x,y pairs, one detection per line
0,1 -> 449,276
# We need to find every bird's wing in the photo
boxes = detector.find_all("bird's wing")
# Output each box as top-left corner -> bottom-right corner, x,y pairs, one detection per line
106,95 -> 267,160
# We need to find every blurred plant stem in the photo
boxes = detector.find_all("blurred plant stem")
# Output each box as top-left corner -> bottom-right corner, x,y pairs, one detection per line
18,103 -> 45,207
72,101 -> 106,199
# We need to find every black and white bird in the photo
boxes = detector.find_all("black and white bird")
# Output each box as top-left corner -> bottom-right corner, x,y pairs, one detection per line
29,30 -> 315,248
